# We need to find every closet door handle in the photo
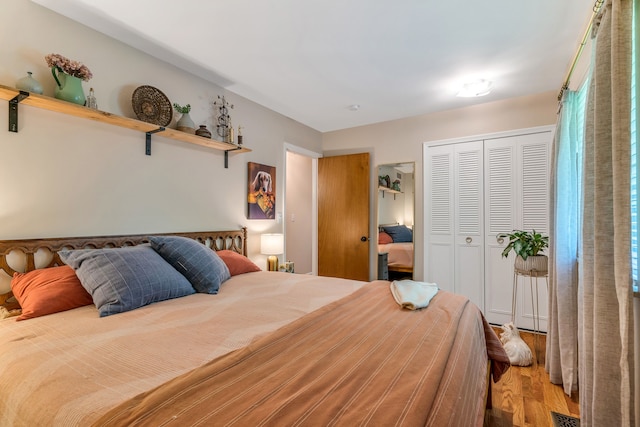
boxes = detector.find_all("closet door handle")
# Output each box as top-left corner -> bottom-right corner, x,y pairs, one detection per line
465,237 -> 472,244
496,234 -> 505,244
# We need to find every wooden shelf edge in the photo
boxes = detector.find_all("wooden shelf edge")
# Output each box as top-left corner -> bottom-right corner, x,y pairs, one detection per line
159,127 -> 250,152
1,84 -> 251,155
378,186 -> 402,194
0,85 -> 21,101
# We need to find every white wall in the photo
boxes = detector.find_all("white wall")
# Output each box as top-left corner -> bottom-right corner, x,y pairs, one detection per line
377,165 -> 406,226
378,191 -> 406,226
0,0 -> 323,292
285,151 -> 313,274
323,91 -> 558,280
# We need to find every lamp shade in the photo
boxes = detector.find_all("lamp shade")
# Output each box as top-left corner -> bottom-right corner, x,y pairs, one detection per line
260,233 -> 284,255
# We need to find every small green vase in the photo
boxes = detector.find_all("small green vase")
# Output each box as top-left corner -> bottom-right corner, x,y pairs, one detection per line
16,71 -> 44,94
52,67 -> 86,106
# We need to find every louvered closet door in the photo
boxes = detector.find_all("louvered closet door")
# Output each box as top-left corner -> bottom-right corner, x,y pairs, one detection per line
453,141 -> 484,310
425,141 -> 483,308
484,139 -> 517,326
425,144 -> 455,293
484,132 -> 551,331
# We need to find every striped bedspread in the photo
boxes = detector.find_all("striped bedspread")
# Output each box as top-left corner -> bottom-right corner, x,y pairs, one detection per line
378,242 -> 414,269
0,272 -> 366,426
95,281 -> 509,427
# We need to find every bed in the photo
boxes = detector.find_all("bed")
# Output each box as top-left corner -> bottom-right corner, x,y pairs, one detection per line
378,224 -> 414,274
0,228 -> 508,426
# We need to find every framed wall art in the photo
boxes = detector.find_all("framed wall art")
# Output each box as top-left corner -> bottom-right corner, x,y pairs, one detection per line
247,162 -> 276,219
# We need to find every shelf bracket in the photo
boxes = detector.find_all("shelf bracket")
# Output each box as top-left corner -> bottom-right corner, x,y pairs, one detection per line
224,146 -> 243,168
8,91 -> 29,133
145,127 -> 165,155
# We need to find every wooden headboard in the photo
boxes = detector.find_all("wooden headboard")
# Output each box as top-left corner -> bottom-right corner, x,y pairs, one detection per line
378,222 -> 399,231
0,228 -> 247,277
0,228 -> 248,313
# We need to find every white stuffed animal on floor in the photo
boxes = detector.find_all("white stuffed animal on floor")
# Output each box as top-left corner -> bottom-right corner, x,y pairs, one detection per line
499,322 -> 533,366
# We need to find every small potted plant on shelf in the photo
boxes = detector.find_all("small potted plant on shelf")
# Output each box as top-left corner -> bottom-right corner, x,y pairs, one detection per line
499,229 -> 549,273
173,102 -> 195,134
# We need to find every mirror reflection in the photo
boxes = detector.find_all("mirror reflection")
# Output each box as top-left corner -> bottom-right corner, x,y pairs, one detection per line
377,162 -> 415,281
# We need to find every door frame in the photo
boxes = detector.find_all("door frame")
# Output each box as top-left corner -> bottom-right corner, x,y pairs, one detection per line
283,142 -> 322,275
284,145 -> 377,280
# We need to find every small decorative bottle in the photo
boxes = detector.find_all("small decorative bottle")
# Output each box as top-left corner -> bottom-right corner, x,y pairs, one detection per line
228,119 -> 235,144
86,87 -> 98,109
237,125 -> 243,146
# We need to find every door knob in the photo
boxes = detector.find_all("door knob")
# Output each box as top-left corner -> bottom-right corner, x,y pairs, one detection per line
465,237 -> 472,243
361,236 -> 368,242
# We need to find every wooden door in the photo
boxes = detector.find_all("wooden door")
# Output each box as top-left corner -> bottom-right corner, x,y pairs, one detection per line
318,153 -> 370,280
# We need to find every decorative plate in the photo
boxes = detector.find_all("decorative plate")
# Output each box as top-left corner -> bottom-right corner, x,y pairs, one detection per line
131,85 -> 173,126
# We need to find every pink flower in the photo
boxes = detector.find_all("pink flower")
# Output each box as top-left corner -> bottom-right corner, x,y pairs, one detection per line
45,53 -> 93,81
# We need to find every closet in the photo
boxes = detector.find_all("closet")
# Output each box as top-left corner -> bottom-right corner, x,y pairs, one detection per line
424,126 -> 552,331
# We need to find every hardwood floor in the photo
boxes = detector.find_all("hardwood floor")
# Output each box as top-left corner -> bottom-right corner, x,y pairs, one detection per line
486,328 -> 580,427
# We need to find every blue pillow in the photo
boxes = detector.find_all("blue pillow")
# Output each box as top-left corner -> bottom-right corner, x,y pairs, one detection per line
382,225 -> 413,243
148,236 -> 230,294
59,245 -> 195,317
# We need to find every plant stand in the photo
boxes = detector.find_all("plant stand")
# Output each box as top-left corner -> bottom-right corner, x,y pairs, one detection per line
511,256 -> 548,364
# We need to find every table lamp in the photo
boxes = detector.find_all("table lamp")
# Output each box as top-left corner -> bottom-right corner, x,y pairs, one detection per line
260,233 -> 284,271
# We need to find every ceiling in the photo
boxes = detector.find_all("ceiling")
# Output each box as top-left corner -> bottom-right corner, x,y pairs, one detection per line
33,0 -> 593,132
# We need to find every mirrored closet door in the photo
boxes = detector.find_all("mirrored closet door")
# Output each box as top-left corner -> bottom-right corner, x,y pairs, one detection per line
377,162 -> 415,281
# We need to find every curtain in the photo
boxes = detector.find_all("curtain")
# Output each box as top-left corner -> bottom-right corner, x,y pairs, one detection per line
580,0 -> 635,425
546,89 -> 583,396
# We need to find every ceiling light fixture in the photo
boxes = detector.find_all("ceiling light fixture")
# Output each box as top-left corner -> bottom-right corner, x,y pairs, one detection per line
347,104 -> 360,111
456,79 -> 492,97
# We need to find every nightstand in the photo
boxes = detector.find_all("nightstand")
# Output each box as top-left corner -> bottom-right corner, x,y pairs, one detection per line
378,253 -> 389,280
278,261 -> 295,273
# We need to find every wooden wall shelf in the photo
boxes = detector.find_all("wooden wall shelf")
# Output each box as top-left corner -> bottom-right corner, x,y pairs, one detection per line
378,185 -> 402,200
1,84 -> 250,167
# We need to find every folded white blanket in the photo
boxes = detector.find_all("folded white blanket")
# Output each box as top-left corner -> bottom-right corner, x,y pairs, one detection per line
390,280 -> 439,310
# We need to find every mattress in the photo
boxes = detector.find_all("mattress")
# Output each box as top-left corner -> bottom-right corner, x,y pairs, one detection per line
379,242 -> 414,270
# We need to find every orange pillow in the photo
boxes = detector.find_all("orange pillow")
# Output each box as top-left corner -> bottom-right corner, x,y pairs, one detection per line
217,250 -> 261,276
378,231 -> 393,244
11,265 -> 94,321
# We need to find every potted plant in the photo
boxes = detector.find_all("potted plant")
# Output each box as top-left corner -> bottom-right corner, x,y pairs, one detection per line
173,103 -> 195,134
499,229 -> 549,273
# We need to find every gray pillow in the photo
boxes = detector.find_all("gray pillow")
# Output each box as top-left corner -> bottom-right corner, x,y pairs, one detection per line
59,244 -> 195,317
148,236 -> 230,294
